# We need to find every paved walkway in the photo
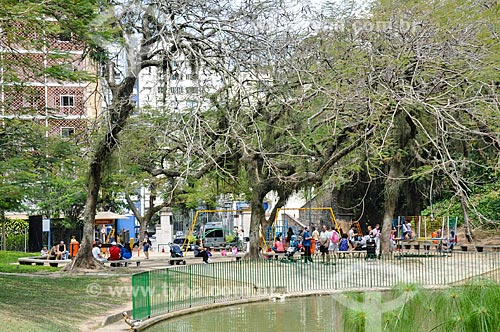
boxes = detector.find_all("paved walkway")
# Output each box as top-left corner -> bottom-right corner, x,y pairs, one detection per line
127,249 -> 241,269
81,249 -> 246,331
86,250 -> 500,331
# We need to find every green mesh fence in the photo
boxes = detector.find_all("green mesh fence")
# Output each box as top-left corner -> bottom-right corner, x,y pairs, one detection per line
132,251 -> 500,320
132,271 -> 150,319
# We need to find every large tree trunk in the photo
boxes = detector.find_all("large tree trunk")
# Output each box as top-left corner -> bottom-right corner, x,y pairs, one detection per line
380,113 -> 416,254
125,194 -> 146,252
248,189 -> 267,259
65,161 -> 103,270
126,186 -> 170,254
245,155 -> 269,259
380,158 -> 403,255
65,77 -> 136,271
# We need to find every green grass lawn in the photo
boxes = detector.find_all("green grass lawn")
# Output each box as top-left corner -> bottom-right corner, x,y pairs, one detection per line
0,274 -> 131,331
0,251 -> 132,331
0,251 -> 61,273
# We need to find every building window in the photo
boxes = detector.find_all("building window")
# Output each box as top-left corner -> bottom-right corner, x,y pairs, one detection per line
60,95 -> 74,107
170,87 -> 184,94
158,86 -> 165,94
185,100 -> 198,108
57,31 -> 72,42
185,87 -> 199,94
171,60 -> 184,68
61,127 -> 75,138
185,73 -> 198,80
171,73 -> 181,80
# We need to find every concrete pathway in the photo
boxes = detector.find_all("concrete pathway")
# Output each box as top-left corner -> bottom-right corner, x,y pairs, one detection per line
85,250 -> 500,331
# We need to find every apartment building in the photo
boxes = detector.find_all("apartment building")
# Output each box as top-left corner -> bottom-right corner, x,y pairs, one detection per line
0,21 -> 99,137
137,57 -> 223,112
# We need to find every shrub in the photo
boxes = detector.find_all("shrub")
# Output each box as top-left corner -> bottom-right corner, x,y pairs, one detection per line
6,234 -> 26,251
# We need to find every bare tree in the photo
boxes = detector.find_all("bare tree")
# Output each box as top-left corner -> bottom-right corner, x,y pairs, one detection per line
68,0 -> 325,269
319,0 -> 500,253
199,19 -> 378,257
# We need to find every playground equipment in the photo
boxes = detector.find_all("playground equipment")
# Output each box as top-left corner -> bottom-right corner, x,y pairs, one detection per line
351,221 -> 363,237
392,216 -> 458,242
106,228 -> 115,243
265,207 -> 341,251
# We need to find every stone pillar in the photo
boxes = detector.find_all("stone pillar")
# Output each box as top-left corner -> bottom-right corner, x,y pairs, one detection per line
153,208 -> 173,252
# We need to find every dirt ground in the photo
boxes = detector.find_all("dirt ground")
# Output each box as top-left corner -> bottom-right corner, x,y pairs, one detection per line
456,227 -> 500,245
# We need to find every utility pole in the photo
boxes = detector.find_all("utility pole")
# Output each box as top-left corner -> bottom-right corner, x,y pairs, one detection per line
309,187 -> 312,228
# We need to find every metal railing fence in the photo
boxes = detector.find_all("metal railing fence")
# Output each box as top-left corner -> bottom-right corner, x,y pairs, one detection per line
132,251 -> 500,320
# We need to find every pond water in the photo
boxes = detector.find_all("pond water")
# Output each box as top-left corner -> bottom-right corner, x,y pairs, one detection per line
146,296 -> 345,332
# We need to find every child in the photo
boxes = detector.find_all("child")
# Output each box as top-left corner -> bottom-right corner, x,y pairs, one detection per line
339,233 -> 349,252
389,228 -> 397,252
40,246 -> 49,258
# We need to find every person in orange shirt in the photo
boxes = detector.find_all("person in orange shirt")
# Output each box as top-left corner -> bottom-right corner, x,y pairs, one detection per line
311,226 -> 320,257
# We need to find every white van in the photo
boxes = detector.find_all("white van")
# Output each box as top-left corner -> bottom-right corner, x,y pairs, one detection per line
202,222 -> 226,249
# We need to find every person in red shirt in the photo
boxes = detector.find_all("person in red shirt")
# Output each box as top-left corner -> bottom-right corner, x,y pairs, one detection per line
108,242 -> 121,261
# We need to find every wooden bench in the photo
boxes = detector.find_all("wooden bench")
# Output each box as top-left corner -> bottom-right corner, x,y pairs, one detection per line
231,253 -> 245,261
337,250 -> 367,258
103,259 -> 144,267
167,252 -> 246,265
18,257 -> 71,267
264,252 -> 287,260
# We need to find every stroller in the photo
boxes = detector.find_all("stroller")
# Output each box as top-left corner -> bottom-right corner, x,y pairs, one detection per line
365,236 -> 377,260
169,243 -> 186,265
281,235 -> 299,263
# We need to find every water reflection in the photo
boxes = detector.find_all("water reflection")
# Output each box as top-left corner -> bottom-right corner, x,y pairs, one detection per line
147,296 -> 345,332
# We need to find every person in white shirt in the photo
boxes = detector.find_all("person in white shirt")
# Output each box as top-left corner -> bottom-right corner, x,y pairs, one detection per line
348,225 -> 358,247
40,246 -> 49,258
405,221 -> 413,239
319,225 -> 330,264
92,242 -> 106,263
374,224 -> 381,256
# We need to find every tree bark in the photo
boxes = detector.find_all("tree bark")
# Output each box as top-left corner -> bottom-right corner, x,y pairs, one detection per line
245,156 -> 270,259
126,186 -> 170,251
65,78 -> 136,271
380,158 -> 403,254
248,195 -> 266,258
458,189 -> 473,243
125,194 -> 145,247
65,159 -> 104,270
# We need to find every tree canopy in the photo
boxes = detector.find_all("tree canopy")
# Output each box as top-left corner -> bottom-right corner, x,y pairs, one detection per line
1,0 -> 499,260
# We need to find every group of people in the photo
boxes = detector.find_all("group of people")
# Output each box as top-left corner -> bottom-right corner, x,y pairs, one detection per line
39,232 -> 144,264
272,223 -> 385,263
272,225 -> 348,264
92,240 -> 133,263
40,241 -> 68,260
